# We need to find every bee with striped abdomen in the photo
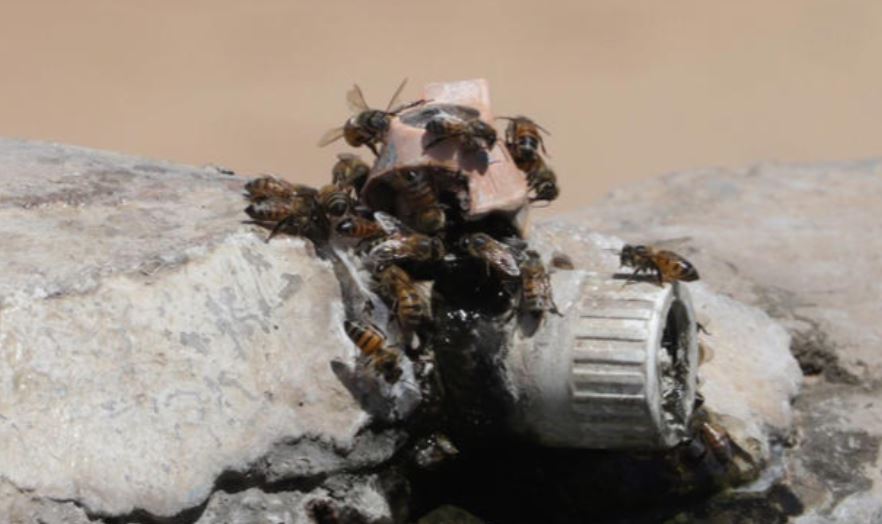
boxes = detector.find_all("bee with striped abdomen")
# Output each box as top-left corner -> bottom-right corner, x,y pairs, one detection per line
318,79 -> 427,157
317,183 -> 353,217
244,175 -> 317,201
458,233 -> 520,278
619,244 -> 699,286
389,169 -> 445,234
376,265 -> 431,332
245,196 -> 329,244
343,320 -> 402,384
367,212 -> 445,269
423,114 -> 497,154
499,115 -> 550,173
519,250 -> 560,316
243,176 -> 329,244
336,215 -> 385,242
331,153 -> 371,194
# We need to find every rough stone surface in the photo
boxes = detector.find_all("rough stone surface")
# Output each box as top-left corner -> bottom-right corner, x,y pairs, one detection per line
2,138 -> 876,522
566,160 -> 882,522
0,139 -> 375,519
195,475 -> 393,524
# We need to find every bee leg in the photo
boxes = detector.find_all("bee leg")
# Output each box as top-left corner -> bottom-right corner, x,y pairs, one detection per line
366,142 -> 380,157
549,297 -> 564,317
266,216 -> 294,242
422,134 -> 452,152
624,269 -> 641,285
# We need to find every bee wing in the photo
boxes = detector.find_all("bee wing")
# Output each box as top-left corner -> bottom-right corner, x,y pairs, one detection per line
484,241 -> 521,277
534,121 -> 552,136
289,183 -> 319,198
373,210 -> 413,236
317,126 -> 346,147
244,175 -> 297,199
368,237 -> 407,265
385,78 -> 408,112
244,196 -> 296,221
644,237 -> 694,249
347,84 -> 371,113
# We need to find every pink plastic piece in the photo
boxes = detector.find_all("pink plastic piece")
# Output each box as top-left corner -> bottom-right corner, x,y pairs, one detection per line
363,79 -> 528,219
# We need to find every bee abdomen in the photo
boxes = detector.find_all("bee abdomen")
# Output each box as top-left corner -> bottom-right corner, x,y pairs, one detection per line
344,320 -> 385,357
245,198 -> 291,222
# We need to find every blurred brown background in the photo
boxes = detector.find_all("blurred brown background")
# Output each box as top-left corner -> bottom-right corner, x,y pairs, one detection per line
1,1 -> 881,212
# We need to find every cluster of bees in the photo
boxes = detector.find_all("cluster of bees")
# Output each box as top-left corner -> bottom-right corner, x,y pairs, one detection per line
241,79 -> 739,481
242,80 -> 562,387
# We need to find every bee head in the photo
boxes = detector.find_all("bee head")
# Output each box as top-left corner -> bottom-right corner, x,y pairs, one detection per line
378,358 -> 402,384
535,180 -> 559,201
424,117 -> 446,135
416,207 -> 445,234
458,233 -> 486,254
619,245 -> 639,267
524,249 -> 543,266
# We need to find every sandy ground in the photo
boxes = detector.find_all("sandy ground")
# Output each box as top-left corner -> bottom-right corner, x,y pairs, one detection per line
1,1 -> 881,213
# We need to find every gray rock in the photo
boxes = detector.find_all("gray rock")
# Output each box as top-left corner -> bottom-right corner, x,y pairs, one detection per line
195,475 -> 393,524
568,160 -> 882,521
0,480 -> 92,524
0,139 -> 402,520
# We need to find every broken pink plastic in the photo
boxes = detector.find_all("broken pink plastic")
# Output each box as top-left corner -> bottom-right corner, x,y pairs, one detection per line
362,79 -> 529,219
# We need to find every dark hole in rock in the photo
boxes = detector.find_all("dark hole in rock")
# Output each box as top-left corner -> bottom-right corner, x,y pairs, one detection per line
660,299 -> 693,440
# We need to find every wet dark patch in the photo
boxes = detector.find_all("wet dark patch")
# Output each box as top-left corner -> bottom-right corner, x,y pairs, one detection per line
790,321 -> 859,384
663,484 -> 804,524
407,440 -> 789,524
799,427 -> 879,503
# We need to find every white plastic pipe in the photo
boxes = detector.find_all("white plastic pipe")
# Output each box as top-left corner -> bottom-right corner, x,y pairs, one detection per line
505,270 -> 699,449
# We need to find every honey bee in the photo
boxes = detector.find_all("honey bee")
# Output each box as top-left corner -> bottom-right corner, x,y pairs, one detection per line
244,175 -> 317,201
245,196 -> 329,243
389,170 -> 445,234
519,250 -> 560,315
670,408 -> 758,483
423,114 -> 497,153
376,265 -> 431,331
697,420 -> 736,465
243,178 -> 329,243
458,233 -> 520,278
498,115 -> 550,173
331,153 -> 371,194
526,162 -> 560,203
317,183 -> 353,217
318,79 -> 426,156
336,215 -> 385,242
367,212 -> 445,269
619,244 -> 699,285
343,320 -> 402,384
